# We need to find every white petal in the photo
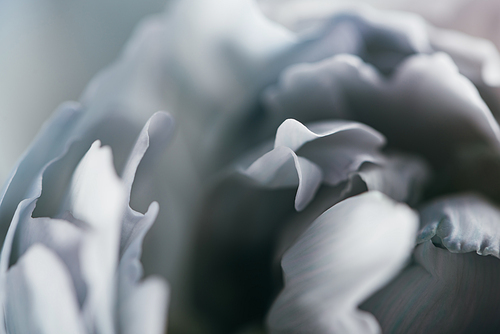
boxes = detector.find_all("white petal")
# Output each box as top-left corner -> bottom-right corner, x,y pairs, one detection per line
120,276 -> 170,334
267,191 -> 418,334
121,111 -> 175,197
244,119 -> 385,210
0,106 -> 83,333
274,118 -> 385,152
9,216 -> 86,306
5,245 -> 85,334
362,241 -> 500,333
118,202 -> 159,293
418,193 -> 500,257
68,141 -> 126,334
0,102 -> 82,248
244,146 -> 323,211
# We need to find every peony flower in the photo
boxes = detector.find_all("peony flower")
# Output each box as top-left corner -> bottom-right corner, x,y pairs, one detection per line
4,0 -> 500,333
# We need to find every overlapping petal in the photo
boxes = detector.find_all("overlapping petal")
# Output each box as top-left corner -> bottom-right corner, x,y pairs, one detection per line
265,52 -> 500,161
0,112 -> 173,333
345,152 -> 430,205
267,191 -> 418,334
5,245 -> 86,334
243,118 -> 385,210
362,241 -> 500,334
418,193 -> 500,257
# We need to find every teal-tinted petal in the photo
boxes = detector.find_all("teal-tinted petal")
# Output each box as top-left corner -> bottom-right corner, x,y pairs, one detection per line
418,193 -> 500,257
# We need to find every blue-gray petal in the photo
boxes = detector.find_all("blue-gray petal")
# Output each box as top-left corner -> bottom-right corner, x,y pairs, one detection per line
347,152 -> 431,205
0,102 -> 82,249
418,193 -> 500,257
243,119 -> 385,210
267,192 -> 418,334
429,26 -> 500,87
362,241 -> 500,333
264,53 -> 500,161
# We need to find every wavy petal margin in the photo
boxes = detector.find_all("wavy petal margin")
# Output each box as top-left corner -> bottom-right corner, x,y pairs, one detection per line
265,52 -> 500,159
418,193 -> 500,257
243,119 -> 384,210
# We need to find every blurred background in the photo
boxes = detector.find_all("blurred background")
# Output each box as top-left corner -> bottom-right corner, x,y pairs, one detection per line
1,0 -> 499,185
0,0 -> 168,182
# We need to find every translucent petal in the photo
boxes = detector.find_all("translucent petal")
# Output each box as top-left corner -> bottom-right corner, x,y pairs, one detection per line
78,0 -> 296,173
267,191 -> 418,334
418,193 -> 500,257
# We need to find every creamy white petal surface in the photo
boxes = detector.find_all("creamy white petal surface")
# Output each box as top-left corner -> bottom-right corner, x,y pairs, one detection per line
267,192 -> 418,334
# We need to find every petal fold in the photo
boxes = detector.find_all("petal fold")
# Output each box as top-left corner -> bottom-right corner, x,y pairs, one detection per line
267,191 -> 418,334
243,119 -> 384,210
362,241 -> 500,333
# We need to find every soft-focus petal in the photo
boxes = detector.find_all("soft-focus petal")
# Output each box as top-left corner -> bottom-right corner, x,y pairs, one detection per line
5,244 -> 85,334
362,241 -> 500,334
418,193 -> 500,257
265,52 -> 500,161
120,276 -> 170,334
78,0 -> 295,172
267,191 -> 418,334
0,0 -> 166,183
428,27 -> 500,87
260,2 -> 431,73
9,216 -> 86,306
67,141 -> 126,334
0,102 -> 82,248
